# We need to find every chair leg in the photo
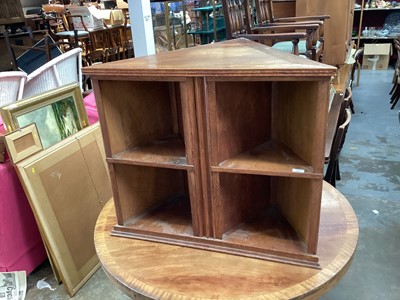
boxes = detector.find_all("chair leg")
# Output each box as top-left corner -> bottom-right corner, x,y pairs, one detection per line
324,160 -> 335,186
335,159 -> 341,181
390,84 -> 400,104
355,62 -> 361,87
349,96 -> 355,114
391,89 -> 400,109
328,161 -> 336,188
389,78 -> 397,95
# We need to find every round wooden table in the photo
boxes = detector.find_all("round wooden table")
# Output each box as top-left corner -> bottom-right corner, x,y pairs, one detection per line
94,182 -> 358,299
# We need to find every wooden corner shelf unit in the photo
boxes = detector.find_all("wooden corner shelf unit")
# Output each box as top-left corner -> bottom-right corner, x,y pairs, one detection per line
83,38 -> 337,268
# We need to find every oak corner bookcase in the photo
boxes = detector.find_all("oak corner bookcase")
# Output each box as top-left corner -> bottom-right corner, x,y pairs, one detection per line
84,38 -> 337,268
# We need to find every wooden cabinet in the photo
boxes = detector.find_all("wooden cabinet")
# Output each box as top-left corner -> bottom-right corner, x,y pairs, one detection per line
0,0 -> 24,26
84,38 -> 336,268
296,0 -> 356,66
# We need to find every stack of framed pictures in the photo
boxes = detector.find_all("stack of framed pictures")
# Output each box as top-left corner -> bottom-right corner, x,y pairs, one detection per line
0,84 -> 112,296
1,83 -> 88,150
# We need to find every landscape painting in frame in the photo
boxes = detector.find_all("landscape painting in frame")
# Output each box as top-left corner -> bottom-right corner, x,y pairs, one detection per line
0,83 -> 88,149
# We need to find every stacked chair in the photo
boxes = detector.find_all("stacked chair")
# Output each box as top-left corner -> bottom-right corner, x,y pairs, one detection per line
221,0 -> 328,61
389,37 -> 400,109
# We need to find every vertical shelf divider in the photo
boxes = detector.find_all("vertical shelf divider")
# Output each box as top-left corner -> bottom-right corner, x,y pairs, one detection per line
84,38 -> 337,268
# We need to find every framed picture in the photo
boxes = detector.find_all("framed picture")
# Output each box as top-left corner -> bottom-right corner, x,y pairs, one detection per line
0,83 -> 88,149
15,124 -> 112,296
4,123 -> 43,164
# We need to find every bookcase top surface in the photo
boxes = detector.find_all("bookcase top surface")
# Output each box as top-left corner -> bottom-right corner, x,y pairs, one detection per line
83,38 -> 337,78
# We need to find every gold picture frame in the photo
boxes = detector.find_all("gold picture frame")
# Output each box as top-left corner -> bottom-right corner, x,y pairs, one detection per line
4,123 -> 43,164
0,83 -> 88,149
15,124 -> 112,296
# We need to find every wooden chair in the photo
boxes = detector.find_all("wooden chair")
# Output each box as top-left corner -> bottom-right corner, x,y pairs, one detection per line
350,47 -> 363,89
389,39 -> 400,109
63,15 -> 104,52
253,0 -> 328,61
2,28 -> 71,74
120,8 -> 134,59
105,47 -> 121,62
123,41 -> 135,59
42,4 -> 86,52
83,49 -> 107,91
340,87 -> 353,120
324,108 -> 352,187
84,49 -> 107,66
221,0 -> 307,56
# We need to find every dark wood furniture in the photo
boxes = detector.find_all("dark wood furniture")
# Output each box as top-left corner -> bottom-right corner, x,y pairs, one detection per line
84,38 -> 336,268
2,28 -> 70,74
221,0 -> 307,56
296,0 -> 355,66
0,0 -> 24,27
254,0 -> 328,61
324,109 -> 352,187
94,182 -> 359,299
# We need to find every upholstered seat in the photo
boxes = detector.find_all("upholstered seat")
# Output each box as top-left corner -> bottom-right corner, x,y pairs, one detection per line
272,40 -> 321,57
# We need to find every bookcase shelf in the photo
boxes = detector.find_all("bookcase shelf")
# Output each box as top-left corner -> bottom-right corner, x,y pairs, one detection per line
214,140 -> 317,178
108,136 -> 191,170
84,38 -> 336,268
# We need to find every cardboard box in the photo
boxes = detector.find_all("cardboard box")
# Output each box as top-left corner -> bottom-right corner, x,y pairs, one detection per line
67,5 -> 104,30
362,43 -> 392,70
98,9 -> 125,26
116,0 -> 128,9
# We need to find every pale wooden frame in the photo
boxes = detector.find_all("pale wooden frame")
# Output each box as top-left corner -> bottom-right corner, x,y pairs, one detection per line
0,83 -> 88,149
4,123 -> 43,164
15,124 -> 111,296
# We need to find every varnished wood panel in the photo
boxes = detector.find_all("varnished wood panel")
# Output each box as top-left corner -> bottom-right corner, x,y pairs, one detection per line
112,164 -> 187,224
94,182 -> 359,299
271,177 -> 322,254
296,0 -> 355,66
209,80 -> 271,165
87,39 -> 336,267
271,80 -> 329,173
98,80 -> 175,156
83,39 -> 337,79
108,136 -> 190,169
273,0 -> 296,18
212,172 -> 270,237
214,140 -> 318,178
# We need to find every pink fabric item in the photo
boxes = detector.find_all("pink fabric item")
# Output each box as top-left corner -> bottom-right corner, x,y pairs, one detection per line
0,95 -> 98,274
84,91 -> 99,124
0,161 -> 47,274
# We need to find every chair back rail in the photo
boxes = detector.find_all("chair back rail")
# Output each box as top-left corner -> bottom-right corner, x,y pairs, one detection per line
324,108 -> 352,187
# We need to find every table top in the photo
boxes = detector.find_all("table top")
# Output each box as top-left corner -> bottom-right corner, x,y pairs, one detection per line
94,182 -> 358,299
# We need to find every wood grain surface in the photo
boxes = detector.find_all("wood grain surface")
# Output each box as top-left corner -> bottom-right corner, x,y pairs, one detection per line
83,38 -> 336,79
94,182 -> 358,300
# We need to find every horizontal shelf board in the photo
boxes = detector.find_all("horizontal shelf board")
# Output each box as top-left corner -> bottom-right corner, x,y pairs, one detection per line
112,203 -> 319,268
119,196 -> 194,237
355,7 -> 400,11
352,36 -> 396,40
222,206 -> 308,256
108,136 -> 193,170
214,140 -> 320,178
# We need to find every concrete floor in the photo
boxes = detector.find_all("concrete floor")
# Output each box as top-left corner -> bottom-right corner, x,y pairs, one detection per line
24,69 -> 400,299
